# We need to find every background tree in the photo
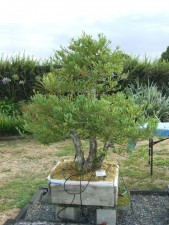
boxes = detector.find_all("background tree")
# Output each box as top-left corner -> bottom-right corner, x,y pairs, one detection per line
161,46 -> 169,61
23,33 -> 157,172
122,55 -> 169,92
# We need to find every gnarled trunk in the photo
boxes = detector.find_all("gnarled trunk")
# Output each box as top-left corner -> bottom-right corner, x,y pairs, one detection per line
83,136 -> 97,171
70,131 -> 85,170
94,140 -> 112,168
70,132 -> 112,172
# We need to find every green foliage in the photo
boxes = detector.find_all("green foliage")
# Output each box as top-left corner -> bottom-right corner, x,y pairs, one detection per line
0,114 -> 23,136
122,56 -> 152,85
23,33 -> 157,170
122,56 -> 169,90
160,46 -> 169,61
0,54 -> 51,101
126,79 -> 169,121
0,99 -> 20,117
0,99 -> 24,135
41,33 -> 127,96
162,83 -> 169,97
23,93 -> 157,145
148,59 -> 169,88
1,49 -> 169,103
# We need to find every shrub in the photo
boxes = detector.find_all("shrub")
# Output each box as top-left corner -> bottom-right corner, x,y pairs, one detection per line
0,99 -> 24,136
0,114 -> 23,136
0,98 -> 20,117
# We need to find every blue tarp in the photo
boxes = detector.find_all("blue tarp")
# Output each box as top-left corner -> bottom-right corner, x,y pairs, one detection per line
155,122 -> 169,137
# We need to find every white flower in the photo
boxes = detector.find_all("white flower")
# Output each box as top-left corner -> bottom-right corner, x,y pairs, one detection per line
12,74 -> 19,81
19,80 -> 25,85
2,77 -> 11,84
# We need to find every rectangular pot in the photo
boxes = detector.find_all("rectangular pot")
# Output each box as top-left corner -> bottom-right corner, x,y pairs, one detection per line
47,161 -> 119,207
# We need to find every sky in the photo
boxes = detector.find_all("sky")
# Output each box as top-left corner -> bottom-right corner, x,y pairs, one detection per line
0,0 -> 169,60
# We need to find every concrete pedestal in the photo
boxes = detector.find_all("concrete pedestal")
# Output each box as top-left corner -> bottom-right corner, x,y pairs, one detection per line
47,162 -> 119,225
54,205 -> 116,225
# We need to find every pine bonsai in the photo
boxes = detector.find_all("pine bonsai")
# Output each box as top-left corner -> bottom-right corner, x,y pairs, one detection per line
23,33 -> 157,171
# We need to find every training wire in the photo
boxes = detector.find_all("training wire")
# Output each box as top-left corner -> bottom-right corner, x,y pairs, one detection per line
56,170 -> 97,224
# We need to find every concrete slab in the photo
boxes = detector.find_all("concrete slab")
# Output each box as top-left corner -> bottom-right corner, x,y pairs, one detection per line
96,208 -> 116,225
55,206 -> 81,221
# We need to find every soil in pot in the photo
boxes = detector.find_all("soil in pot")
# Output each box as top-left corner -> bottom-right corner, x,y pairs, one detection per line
50,160 -> 118,182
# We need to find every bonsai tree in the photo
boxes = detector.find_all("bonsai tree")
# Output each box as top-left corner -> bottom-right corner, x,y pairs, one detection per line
23,33 -> 157,171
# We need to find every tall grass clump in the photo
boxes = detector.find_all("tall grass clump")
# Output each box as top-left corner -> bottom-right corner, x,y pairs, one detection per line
163,83 -> 169,97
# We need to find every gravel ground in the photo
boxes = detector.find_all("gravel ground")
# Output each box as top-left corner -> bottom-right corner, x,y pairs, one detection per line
116,194 -> 169,225
15,193 -> 169,225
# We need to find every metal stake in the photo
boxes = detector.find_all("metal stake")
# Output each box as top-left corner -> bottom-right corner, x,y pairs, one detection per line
148,137 -> 169,176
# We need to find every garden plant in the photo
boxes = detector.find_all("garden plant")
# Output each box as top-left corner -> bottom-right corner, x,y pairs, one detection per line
0,99 -> 23,136
0,54 -> 51,101
126,79 -> 169,122
23,33 -> 157,172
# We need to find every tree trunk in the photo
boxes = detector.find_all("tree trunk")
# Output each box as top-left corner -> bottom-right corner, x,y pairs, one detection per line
83,136 -> 97,171
95,140 -> 111,168
70,131 -> 85,170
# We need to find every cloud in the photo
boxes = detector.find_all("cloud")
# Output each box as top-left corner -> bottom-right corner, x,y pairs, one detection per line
95,12 -> 169,58
0,0 -> 169,59
1,0 -> 169,25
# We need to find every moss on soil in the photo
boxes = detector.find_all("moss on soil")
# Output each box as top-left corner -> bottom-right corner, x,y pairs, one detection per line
50,160 -> 118,181
117,194 -> 130,206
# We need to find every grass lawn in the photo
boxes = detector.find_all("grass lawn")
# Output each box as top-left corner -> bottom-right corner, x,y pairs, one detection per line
0,137 -> 168,224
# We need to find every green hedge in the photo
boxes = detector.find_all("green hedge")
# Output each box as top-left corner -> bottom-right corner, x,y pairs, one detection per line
0,54 -> 51,101
122,56 -> 169,94
1,53 -> 169,102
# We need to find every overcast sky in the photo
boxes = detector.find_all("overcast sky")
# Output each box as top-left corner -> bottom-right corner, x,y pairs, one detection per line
0,0 -> 169,60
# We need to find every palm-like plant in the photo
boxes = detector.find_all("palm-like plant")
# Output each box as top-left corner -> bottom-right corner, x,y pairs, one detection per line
163,83 -> 169,97
126,79 -> 169,122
